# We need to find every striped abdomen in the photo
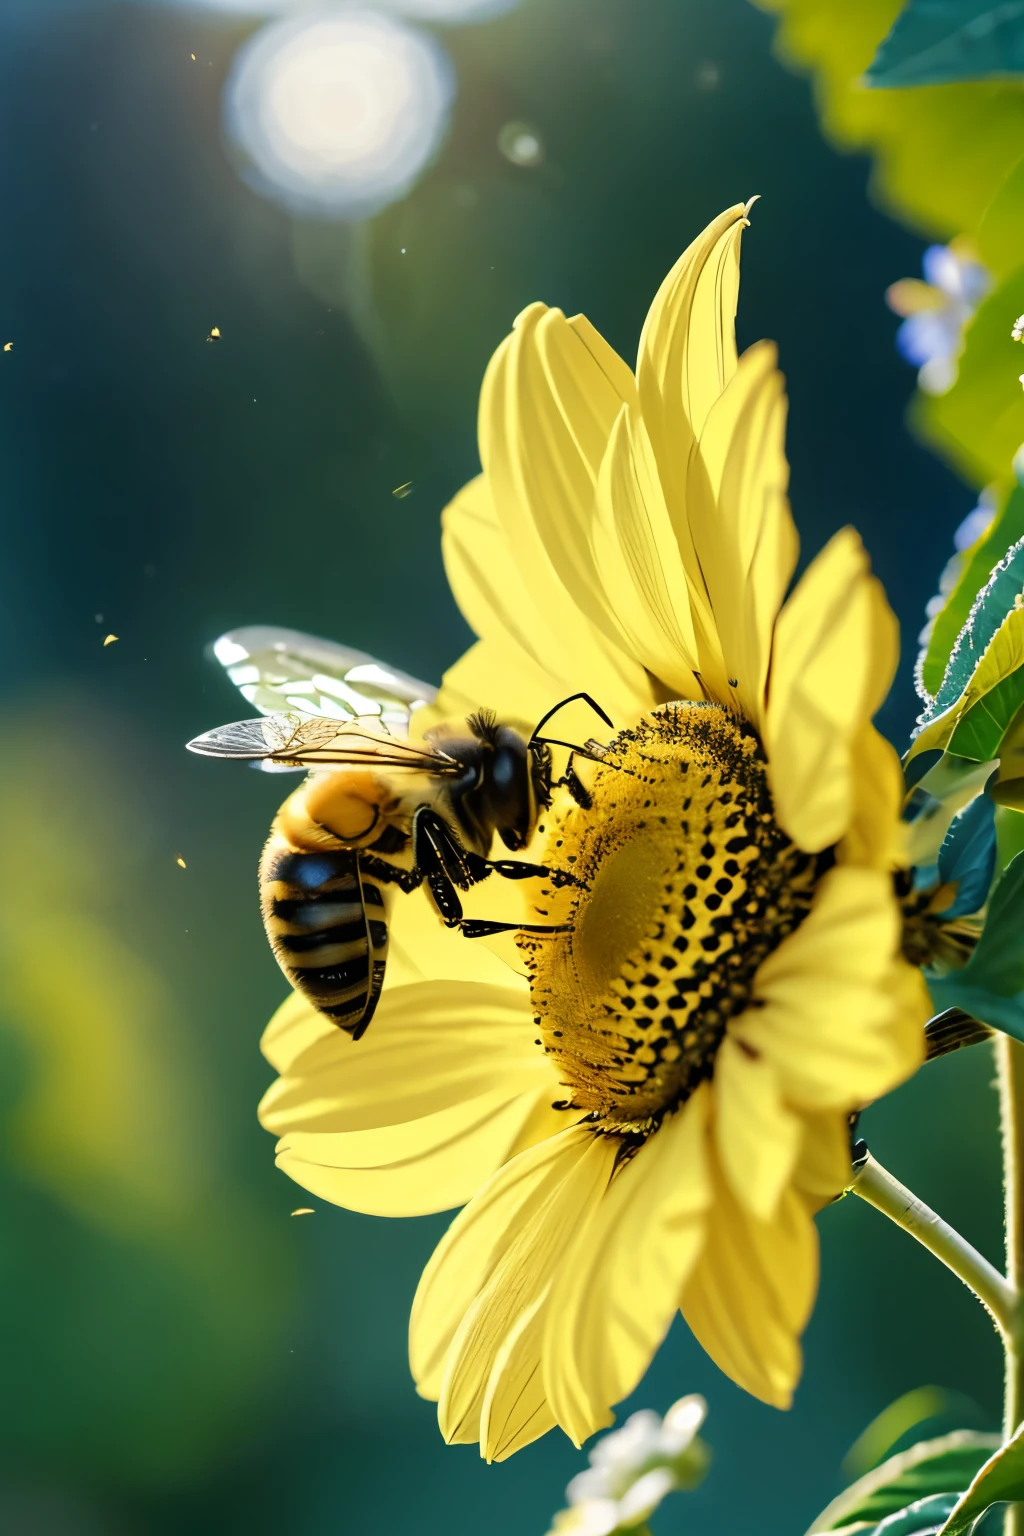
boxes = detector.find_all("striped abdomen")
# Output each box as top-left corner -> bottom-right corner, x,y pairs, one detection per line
260,833 -> 389,1039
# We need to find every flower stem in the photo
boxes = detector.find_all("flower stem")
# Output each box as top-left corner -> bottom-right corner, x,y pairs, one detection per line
850,1152 -> 1016,1336
997,1035 -> 1024,1536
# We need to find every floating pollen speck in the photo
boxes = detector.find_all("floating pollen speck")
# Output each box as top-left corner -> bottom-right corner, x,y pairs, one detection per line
392,482 -> 413,498
103,634 -> 118,646
207,326 -> 221,343
1013,314 -> 1024,342
176,856 -> 187,869
191,53 -> 196,61
291,1208 -> 315,1216
3,343 -> 12,352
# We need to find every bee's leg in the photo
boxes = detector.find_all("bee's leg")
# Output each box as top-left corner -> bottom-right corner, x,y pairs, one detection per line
411,808 -> 478,925
558,753 -> 593,811
411,812 -> 576,932
359,854 -> 420,894
459,918 -> 572,939
486,858 -> 582,890
486,858 -> 550,880
415,808 -> 490,886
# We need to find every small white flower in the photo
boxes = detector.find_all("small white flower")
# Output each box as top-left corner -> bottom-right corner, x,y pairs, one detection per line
548,1397 -> 708,1536
660,1394 -> 707,1451
617,1469 -> 677,1527
886,241 -> 990,396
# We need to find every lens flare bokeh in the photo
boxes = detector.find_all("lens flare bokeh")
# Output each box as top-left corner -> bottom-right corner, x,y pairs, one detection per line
378,0 -> 522,22
159,0 -> 296,15
223,10 -> 455,219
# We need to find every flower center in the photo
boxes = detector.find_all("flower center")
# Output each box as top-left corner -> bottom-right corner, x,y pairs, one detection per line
520,704 -> 831,1136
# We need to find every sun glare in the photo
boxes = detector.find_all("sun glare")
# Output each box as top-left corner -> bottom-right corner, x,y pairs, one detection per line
223,11 -> 455,219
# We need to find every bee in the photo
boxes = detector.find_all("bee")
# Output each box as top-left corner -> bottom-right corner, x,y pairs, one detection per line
187,626 -> 609,1040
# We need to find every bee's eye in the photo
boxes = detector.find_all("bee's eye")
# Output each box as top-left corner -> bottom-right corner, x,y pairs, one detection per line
492,750 -> 516,788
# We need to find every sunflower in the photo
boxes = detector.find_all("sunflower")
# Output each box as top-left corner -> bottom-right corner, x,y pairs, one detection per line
258,202 -> 929,1460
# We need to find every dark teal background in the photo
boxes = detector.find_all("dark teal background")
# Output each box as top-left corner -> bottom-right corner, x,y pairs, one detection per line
0,2 -> 1006,1533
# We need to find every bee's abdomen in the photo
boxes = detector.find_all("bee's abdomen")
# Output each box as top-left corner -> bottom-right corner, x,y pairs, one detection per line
260,834 -> 389,1039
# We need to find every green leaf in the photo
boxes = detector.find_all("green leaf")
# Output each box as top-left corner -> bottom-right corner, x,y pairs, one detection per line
961,848 -> 1024,992
827,1495 -> 962,1536
925,535 -> 1024,720
939,1419 -> 1024,1534
926,975 -> 1024,1039
927,851 -> 1024,1036
923,488 -> 1024,699
810,1432 -> 1000,1532
844,1387 -> 963,1480
868,1 -> 1024,88
752,0 -> 1024,247
878,1495 -> 964,1536
910,603 -> 1024,761
978,152 -> 1024,278
918,263 -> 1024,488
947,665 -> 1024,759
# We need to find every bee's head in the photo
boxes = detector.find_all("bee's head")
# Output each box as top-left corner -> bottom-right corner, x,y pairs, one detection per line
463,712 -> 542,851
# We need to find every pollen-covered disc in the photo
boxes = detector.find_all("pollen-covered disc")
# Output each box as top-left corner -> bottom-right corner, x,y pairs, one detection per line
520,704 -> 831,1134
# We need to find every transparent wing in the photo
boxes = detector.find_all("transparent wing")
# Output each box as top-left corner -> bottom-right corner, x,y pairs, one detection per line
209,626 -> 437,736
187,711 -> 458,772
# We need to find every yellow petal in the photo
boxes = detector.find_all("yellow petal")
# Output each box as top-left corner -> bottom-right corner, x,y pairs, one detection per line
732,867 -> 924,1111
410,1127 -> 596,1401
441,473 -> 564,680
865,565 -> 901,718
637,202 -> 748,466
479,1293 -> 557,1460
437,1131 -> 617,1460
714,1036 -> 801,1221
680,1163 -> 817,1408
439,474 -> 651,723
765,528 -> 897,852
424,637 -> 567,739
386,886 -> 522,989
634,204 -> 752,698
259,978 -> 550,1136
273,1085 -> 547,1218
691,340 -> 798,725
478,302 -> 654,706
261,987 -> 337,1076
837,724 -> 907,873
793,1111 -> 852,1210
884,958 -> 934,1087
591,404 -> 702,697
543,1085 -> 711,1446
506,1093 -> 584,1161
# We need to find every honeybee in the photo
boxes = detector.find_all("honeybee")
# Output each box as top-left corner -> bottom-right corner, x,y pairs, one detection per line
187,626 -> 608,1039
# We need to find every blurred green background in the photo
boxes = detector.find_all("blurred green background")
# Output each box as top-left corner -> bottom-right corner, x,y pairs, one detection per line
0,0 -> 1009,1532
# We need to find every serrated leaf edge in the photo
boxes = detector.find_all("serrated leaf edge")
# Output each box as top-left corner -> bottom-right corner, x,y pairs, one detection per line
909,603 -> 1024,763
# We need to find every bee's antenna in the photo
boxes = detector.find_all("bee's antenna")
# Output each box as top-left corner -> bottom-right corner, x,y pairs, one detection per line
529,692 -> 614,746
534,735 -> 606,760
530,693 -> 621,768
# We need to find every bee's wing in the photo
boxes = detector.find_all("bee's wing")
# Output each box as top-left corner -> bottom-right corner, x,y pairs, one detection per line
187,711 -> 459,772
208,626 -> 437,737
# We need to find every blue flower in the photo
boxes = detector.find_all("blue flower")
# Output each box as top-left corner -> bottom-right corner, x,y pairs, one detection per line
887,241 -> 990,395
